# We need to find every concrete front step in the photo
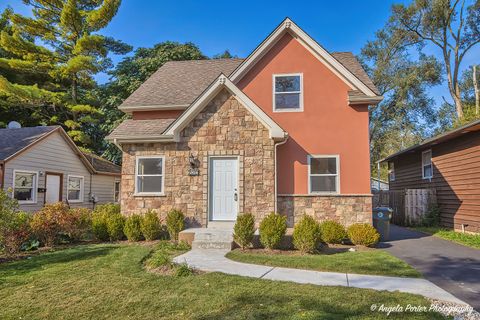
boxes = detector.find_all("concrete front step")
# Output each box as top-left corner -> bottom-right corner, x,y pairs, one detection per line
179,227 -> 234,250
206,221 -> 235,229
192,241 -> 233,250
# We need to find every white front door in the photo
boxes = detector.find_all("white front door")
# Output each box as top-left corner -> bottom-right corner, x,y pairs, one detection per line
209,157 -> 238,221
45,174 -> 61,204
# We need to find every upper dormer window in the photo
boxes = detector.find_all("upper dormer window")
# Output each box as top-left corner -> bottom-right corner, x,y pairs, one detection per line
273,73 -> 303,112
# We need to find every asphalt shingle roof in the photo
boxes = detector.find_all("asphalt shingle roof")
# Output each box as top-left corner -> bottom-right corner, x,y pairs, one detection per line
82,152 -> 121,174
0,126 -> 58,160
331,52 -> 380,95
106,119 -> 177,139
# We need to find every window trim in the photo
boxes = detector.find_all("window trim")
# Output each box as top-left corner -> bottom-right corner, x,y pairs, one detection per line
388,162 -> 395,182
422,149 -> 433,180
67,175 -> 84,203
308,155 -> 340,195
113,180 -> 121,203
272,73 -> 304,113
12,170 -> 38,204
134,155 -> 165,196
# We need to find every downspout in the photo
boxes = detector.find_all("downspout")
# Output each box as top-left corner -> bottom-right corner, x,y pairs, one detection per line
377,161 -> 381,190
274,134 -> 289,213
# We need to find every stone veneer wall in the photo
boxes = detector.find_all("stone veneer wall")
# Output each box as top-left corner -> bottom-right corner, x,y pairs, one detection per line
120,89 -> 275,226
278,195 -> 373,228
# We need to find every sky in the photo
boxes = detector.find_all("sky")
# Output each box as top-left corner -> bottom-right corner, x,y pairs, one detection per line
1,0 -> 479,106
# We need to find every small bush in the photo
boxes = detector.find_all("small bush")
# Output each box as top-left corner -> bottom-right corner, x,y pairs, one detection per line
141,210 -> 163,241
92,203 -> 121,241
320,220 -> 347,244
146,251 -> 172,269
124,215 -> 143,242
293,216 -> 321,253
259,213 -> 287,250
420,204 -> 441,227
107,213 -> 125,241
233,213 -> 255,249
166,209 -> 184,242
0,189 -> 31,254
174,264 -> 194,277
347,223 -> 380,247
63,208 -> 92,242
30,202 -> 69,246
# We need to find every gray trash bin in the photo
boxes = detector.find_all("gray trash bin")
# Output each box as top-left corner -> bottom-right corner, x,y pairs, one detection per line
373,207 -> 393,241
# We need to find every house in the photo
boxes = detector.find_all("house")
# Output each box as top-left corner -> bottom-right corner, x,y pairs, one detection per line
0,125 -> 121,212
371,178 -> 389,192
380,119 -> 480,233
107,18 -> 382,227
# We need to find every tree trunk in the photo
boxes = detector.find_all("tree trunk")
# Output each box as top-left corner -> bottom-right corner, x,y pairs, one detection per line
71,77 -> 78,104
474,65 -> 479,116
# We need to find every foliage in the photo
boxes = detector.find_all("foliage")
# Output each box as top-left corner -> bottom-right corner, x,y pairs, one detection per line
0,188 -> 31,254
106,213 -> 125,241
30,202 -> 70,246
292,216 -> 322,253
319,220 -> 348,244
91,203 -> 120,241
124,214 -> 143,242
347,223 -> 380,247
258,213 -> 287,250
140,210 -> 164,241
419,204 -> 441,227
174,263 -> 194,277
165,209 -> 185,242
233,213 -> 256,249
413,226 -> 480,249
62,208 -> 92,242
144,240 -> 191,270
0,0 -> 130,151
21,239 -> 39,252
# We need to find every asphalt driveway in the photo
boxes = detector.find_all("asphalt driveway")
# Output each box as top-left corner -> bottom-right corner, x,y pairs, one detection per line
382,225 -> 480,310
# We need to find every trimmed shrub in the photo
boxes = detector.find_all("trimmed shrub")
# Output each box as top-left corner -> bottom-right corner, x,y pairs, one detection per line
0,189 -> 31,254
233,213 -> 255,249
30,202 -> 69,246
63,208 -> 92,242
259,213 -> 287,250
319,220 -> 347,244
92,203 -> 121,241
166,209 -> 184,242
107,213 -> 125,241
293,216 -> 321,253
141,210 -> 163,241
174,264 -> 194,277
124,215 -> 143,242
347,223 -> 380,247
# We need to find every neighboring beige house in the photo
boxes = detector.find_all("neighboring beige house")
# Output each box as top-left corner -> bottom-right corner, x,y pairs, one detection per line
0,125 -> 121,212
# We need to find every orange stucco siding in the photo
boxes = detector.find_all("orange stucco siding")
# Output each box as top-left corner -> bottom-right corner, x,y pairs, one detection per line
237,32 -> 371,195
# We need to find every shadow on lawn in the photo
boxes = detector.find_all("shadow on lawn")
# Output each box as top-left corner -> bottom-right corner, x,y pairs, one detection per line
0,245 -> 118,280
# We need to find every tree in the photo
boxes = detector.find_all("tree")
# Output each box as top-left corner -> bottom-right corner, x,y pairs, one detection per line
0,1 -> 131,148
361,21 -> 442,178
98,41 -> 205,163
213,49 -> 237,59
391,0 -> 480,119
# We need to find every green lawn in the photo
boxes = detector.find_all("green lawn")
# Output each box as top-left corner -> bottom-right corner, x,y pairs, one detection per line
226,248 -> 421,278
0,243 -> 445,319
412,227 -> 480,249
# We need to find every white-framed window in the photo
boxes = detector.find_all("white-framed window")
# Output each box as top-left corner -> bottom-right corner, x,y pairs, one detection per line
114,180 -> 121,203
13,170 -> 38,203
67,175 -> 84,202
273,73 -> 303,112
388,162 -> 395,182
308,155 -> 340,194
135,156 -> 165,195
422,149 -> 433,179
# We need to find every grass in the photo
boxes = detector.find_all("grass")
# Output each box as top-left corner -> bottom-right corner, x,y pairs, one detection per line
412,226 -> 480,249
0,243 -> 445,319
226,248 -> 421,278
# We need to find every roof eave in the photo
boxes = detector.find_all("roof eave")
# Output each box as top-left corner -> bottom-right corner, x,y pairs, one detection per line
348,95 -> 383,105
118,104 -> 189,114
106,135 -> 175,144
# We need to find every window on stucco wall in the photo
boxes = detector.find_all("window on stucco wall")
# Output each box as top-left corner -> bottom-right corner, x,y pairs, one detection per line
308,155 -> 339,194
273,74 -> 303,112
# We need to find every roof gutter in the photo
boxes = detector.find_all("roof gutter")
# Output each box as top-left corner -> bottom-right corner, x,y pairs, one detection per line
118,104 -> 189,113
348,95 -> 384,105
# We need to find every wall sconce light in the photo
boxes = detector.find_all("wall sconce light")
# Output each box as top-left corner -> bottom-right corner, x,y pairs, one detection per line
188,153 -> 200,176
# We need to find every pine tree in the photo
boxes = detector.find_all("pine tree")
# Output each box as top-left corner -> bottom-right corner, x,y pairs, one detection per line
0,1 -> 131,148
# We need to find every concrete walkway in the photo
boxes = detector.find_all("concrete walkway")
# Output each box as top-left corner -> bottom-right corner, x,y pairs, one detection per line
382,225 -> 480,310
173,248 -> 467,305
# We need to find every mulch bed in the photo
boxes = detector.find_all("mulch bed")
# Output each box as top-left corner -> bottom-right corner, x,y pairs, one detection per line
236,244 -> 375,256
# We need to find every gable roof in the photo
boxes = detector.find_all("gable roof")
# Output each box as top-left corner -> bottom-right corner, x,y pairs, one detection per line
380,119 -> 480,163
0,126 -> 58,160
331,52 -> 379,95
106,118 -> 176,143
230,18 -> 381,99
119,59 -> 243,113
82,152 -> 121,175
164,74 -> 286,141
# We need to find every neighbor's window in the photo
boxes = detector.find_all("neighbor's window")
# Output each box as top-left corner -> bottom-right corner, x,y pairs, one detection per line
135,156 -> 164,195
309,156 -> 339,194
388,162 -> 395,181
273,74 -> 303,111
114,180 -> 120,203
13,171 -> 37,203
422,150 -> 433,179
67,175 -> 84,202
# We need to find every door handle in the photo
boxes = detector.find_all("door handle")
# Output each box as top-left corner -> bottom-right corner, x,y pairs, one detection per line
234,192 -> 238,201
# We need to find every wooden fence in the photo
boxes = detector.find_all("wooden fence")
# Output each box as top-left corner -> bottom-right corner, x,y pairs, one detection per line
373,188 -> 436,226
